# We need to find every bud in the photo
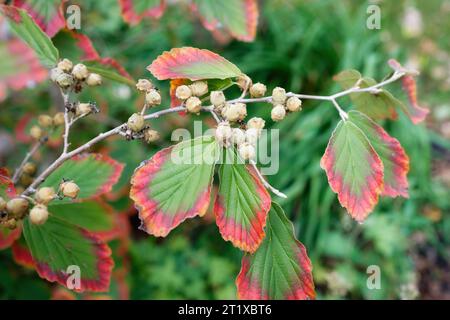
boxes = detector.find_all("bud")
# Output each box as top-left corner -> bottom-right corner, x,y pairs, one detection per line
60,181 -> 80,199
215,121 -> 233,147
286,96 -> 302,112
224,103 -> 247,122
53,112 -> 65,126
175,85 -> 192,100
30,125 -> 43,140
56,73 -> 74,88
231,128 -> 246,146
210,91 -> 226,107
38,114 -> 53,128
50,67 -> 64,82
127,113 -> 145,132
22,162 -> 37,175
6,198 -> 29,219
271,104 -> 286,122
86,73 -> 102,86
35,187 -> 56,205
29,204 -> 49,225
145,89 -> 162,106
238,142 -> 256,160
272,87 -> 287,104
237,74 -> 252,91
5,219 -> 17,230
185,96 -> 202,114
189,81 -> 208,97
76,103 -> 93,116
72,63 -> 89,80
247,117 -> 265,131
57,58 -> 73,73
249,83 -> 267,98
0,197 -> 6,211
144,128 -> 160,143
245,128 -> 260,146
136,79 -> 154,92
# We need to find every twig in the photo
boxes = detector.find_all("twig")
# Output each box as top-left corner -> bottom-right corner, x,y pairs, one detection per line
250,160 -> 287,198
12,137 -> 47,184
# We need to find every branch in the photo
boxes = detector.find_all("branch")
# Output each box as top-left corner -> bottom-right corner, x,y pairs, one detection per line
11,137 -> 47,184
250,160 -> 287,199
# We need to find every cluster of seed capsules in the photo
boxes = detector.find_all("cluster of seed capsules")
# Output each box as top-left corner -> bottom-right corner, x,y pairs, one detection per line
50,58 -> 102,92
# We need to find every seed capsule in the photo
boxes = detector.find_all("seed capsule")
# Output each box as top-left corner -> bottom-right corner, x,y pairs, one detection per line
60,181 -> 80,199
231,128 -> 246,146
245,128 -> 260,146
6,198 -> 29,219
76,103 -> 93,116
286,96 -> 302,112
189,81 -> 208,97
215,122 -> 233,147
238,142 -> 256,160
136,79 -> 154,92
57,58 -> 73,73
144,129 -> 160,143
38,114 -> 53,128
247,117 -> 265,131
271,104 -> 286,122
236,74 -> 252,91
185,96 -> 202,114
53,112 -> 65,126
0,197 -> 6,211
145,89 -> 162,106
86,73 -> 102,86
50,67 -> 64,82
56,73 -> 74,89
224,103 -> 247,122
127,113 -> 145,132
30,125 -> 43,140
249,83 -> 267,98
272,87 -> 287,104
35,187 -> 56,205
22,162 -> 36,175
5,218 -> 17,230
175,85 -> 192,100
29,204 -> 49,225
72,63 -> 89,80
19,174 -> 33,187
210,91 -> 226,107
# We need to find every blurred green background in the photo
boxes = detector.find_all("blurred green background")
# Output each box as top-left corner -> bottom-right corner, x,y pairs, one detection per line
1,0 -> 449,299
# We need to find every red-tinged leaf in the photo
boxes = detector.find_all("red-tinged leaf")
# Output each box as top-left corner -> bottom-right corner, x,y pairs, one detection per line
0,167 -> 16,199
236,202 -> 315,300
214,148 -> 271,253
0,228 -> 21,250
23,215 -> 114,292
51,288 -> 77,300
12,240 -> 35,268
14,112 -> 63,147
348,111 -> 410,198
130,136 -> 219,237
193,0 -> 259,42
320,120 -> 384,222
11,0 -> 66,37
148,47 -> 242,81
42,153 -> 124,201
119,0 -> 166,25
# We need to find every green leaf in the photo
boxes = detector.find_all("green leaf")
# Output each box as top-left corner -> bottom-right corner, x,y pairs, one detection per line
214,148 -> 271,253
84,61 -> 135,86
23,215 -> 113,292
236,202 -> 315,299
42,153 -> 124,201
130,136 -> 219,237
1,5 -> 59,68
320,119 -> 384,222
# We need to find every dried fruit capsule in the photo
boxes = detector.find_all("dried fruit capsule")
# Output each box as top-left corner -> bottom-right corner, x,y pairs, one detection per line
185,96 -> 202,114
35,187 -> 56,205
56,73 -> 74,89
0,197 -> 6,211
249,83 -> 267,98
145,89 -> 162,106
76,103 -> 93,116
271,104 -> 286,122
224,103 -> 247,122
231,128 -> 246,146
210,91 -> 226,107
189,81 -> 208,97
19,174 -> 33,187
286,96 -> 302,112
272,87 -> 287,104
215,121 -> 232,147
127,113 -> 145,132
6,198 -> 29,219
175,85 -> 192,100
144,128 -> 160,143
29,204 -> 49,225
247,117 -> 265,131
245,128 -> 260,146
38,114 -> 53,128
57,58 -> 73,73
22,162 -> 37,175
60,181 -> 80,199
238,142 -> 256,160
5,218 -> 17,230
72,63 -> 89,80
50,67 -> 64,82
86,73 -> 102,86
30,125 -> 43,140
53,112 -> 65,126
136,79 -> 153,92
236,74 -> 252,91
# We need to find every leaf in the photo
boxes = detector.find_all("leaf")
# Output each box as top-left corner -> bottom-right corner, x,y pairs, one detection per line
320,119 -> 384,222
42,153 -> 124,201
348,111 -> 409,198
148,47 -> 242,81
23,215 -> 114,292
84,61 -> 135,86
0,228 -> 21,250
11,0 -> 67,37
334,70 -> 401,120
1,5 -> 59,68
236,202 -> 315,300
130,136 -> 219,237
214,148 -> 271,253
119,0 -> 166,25
193,0 -> 259,42
12,240 -> 35,269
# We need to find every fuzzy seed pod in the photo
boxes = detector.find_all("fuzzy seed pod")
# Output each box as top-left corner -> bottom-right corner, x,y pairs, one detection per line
231,128 -> 246,146
53,112 -> 65,126
249,83 -> 267,98
29,204 -> 49,225
127,113 -> 145,132
72,63 -> 89,80
22,162 -> 37,175
215,122 -> 233,147
175,85 -> 192,100
86,73 -> 102,86
144,129 -> 160,143
220,103 -> 230,118
237,74 -> 252,91
6,198 -> 29,219
210,91 -> 226,107
30,125 -> 43,140
245,128 -> 260,146
286,96 -> 302,112
50,67 -> 64,82
19,173 -> 33,187
136,79 -> 154,92
5,219 -> 17,230
35,187 -> 56,205
271,104 -> 286,122
56,73 -> 74,88
57,58 -> 73,73
189,81 -> 208,97
0,197 -> 6,211
60,181 -> 80,199
238,142 -> 256,160
76,103 -> 93,116
272,87 -> 287,104
38,115 -> 53,128
224,103 -> 247,122
185,96 -> 202,114
247,117 -> 265,131
145,89 -> 162,106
